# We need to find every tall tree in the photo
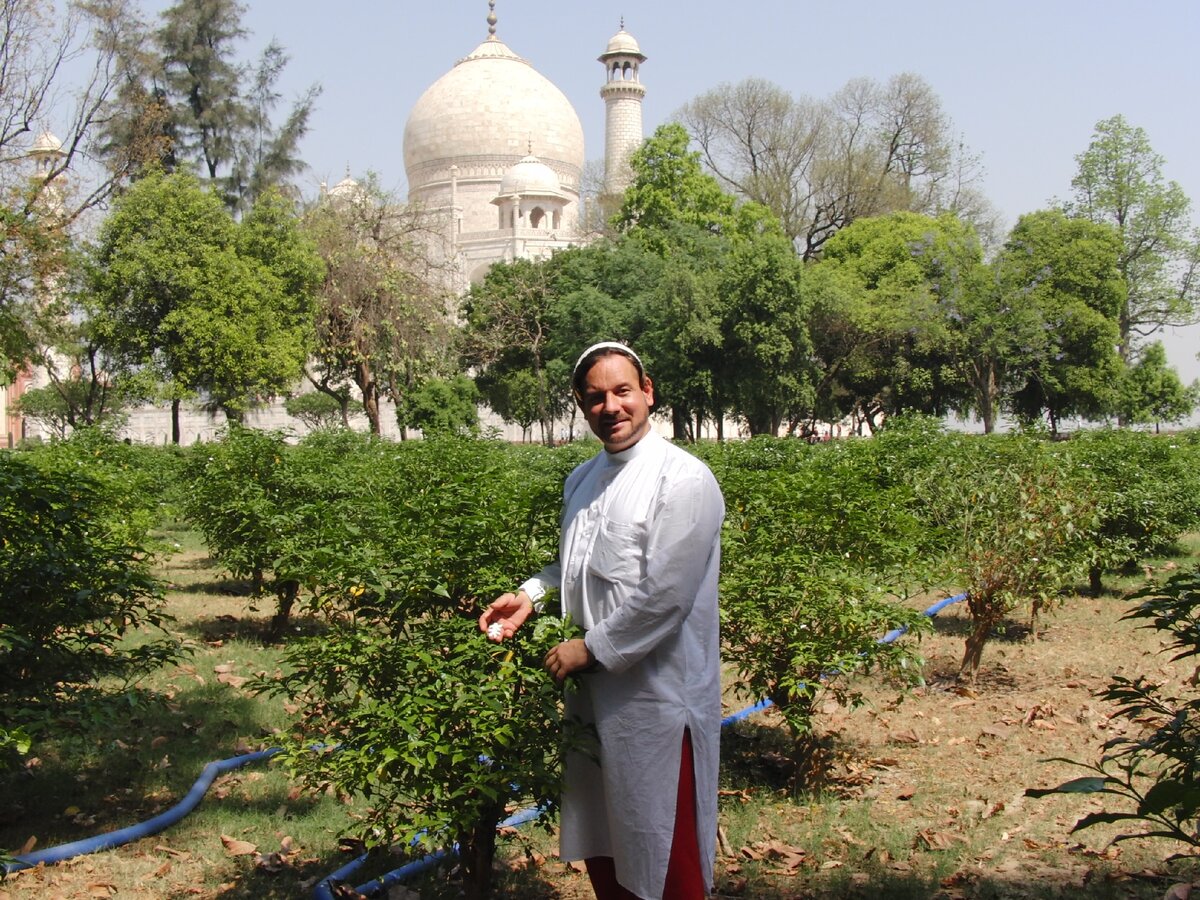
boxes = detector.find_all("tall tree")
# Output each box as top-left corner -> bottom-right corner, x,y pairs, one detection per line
303,178 -> 453,436
677,78 -> 823,251
1067,115 -> 1199,364
718,231 -> 814,436
91,172 -> 321,438
128,0 -> 321,213
813,213 -> 970,432
461,258 -> 561,445
999,210 -> 1124,433
678,74 -> 992,261
612,123 -> 778,252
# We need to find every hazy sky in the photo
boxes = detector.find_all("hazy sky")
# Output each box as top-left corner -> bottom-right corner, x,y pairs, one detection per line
154,0 -> 1200,389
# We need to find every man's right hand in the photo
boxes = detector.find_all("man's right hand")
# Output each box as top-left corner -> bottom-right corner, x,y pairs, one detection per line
479,591 -> 533,642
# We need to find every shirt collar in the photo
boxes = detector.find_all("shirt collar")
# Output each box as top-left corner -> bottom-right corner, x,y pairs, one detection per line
606,429 -> 660,466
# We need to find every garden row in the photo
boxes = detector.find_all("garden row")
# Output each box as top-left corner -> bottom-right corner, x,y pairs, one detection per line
2,422 -> 1199,895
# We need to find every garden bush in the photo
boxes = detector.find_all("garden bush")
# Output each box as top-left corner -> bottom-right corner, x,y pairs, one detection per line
913,432 -> 1097,678
1063,430 -> 1200,594
705,437 -> 931,760
264,436 -> 586,899
0,452 -> 179,761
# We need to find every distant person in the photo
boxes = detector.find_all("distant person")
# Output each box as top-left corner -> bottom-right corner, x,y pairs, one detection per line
480,341 -> 725,899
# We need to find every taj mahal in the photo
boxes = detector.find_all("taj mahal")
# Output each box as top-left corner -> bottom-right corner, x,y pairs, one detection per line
3,4 -> 649,445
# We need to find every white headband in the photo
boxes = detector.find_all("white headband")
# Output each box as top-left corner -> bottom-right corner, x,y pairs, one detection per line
572,341 -> 644,383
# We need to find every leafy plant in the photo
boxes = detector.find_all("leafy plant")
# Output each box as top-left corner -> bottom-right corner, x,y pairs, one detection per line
712,438 -> 931,766
1027,567 -> 1200,850
918,434 -> 1095,679
0,453 -> 179,760
262,436 -> 587,899
1065,430 -> 1200,595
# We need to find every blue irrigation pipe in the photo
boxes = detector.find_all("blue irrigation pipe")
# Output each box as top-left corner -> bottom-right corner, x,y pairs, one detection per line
313,805 -> 548,900
2,748 -> 281,876
720,591 -> 968,727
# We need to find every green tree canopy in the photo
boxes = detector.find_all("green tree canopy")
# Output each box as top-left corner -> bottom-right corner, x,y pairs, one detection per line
302,177 -> 453,436
999,210 -> 1125,432
91,171 -> 321,436
1118,341 -> 1197,431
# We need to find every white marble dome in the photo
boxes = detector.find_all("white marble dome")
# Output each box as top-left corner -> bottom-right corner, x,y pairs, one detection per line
498,154 -> 562,197
403,36 -> 585,197
603,28 -> 643,56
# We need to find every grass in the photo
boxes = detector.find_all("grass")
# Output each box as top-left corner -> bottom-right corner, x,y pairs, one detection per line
3,527 -> 1200,898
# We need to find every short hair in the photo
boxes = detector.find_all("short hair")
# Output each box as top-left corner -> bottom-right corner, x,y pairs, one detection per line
571,342 -> 646,397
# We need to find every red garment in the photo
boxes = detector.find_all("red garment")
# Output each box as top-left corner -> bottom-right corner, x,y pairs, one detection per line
585,730 -> 705,899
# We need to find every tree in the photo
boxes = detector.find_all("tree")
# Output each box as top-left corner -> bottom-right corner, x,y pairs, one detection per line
91,172 -> 321,437
812,213 -> 966,432
1068,115 -> 1199,365
613,123 -> 805,438
104,0 -> 321,213
1118,342 -> 1197,432
0,0 -> 155,378
397,375 -> 479,437
462,258 -> 561,445
303,178 -> 454,436
677,78 -> 823,251
719,232 -> 814,436
284,390 -> 355,430
998,210 -> 1125,433
679,74 -> 992,261
612,123 -> 777,251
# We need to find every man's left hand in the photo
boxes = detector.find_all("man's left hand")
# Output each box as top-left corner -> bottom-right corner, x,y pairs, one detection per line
544,639 -> 594,683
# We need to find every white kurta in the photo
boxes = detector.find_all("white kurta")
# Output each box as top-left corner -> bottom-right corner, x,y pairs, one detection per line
520,431 -> 724,900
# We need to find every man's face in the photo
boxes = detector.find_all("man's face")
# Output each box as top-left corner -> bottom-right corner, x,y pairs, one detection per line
578,353 -> 654,453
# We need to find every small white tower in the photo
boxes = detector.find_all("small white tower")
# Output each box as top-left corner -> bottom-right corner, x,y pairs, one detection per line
598,20 -> 646,199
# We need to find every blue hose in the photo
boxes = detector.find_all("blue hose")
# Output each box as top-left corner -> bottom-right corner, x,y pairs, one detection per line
313,806 -> 548,900
3,748 -> 281,876
721,592 -> 968,726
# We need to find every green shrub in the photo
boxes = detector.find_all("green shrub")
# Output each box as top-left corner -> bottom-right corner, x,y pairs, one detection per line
1065,430 -> 1200,594
264,436 -> 588,899
710,437 -> 931,759
917,434 -> 1096,679
0,453 -> 179,761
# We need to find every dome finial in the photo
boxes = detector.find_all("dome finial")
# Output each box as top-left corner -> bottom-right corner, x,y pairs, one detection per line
487,1 -> 497,38
619,16 -> 625,31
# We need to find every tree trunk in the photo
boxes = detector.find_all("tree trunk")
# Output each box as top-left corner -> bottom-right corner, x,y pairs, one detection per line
269,580 -> 299,640
171,397 -> 181,445
460,806 -> 503,900
959,620 -> 991,682
671,407 -> 688,441
1089,565 -> 1104,597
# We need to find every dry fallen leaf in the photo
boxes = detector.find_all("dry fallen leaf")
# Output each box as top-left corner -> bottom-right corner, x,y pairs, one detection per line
220,834 -> 258,857
915,829 -> 966,851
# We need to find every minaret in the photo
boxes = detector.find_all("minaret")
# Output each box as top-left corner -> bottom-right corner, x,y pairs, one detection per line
28,130 -> 68,213
599,20 -> 646,199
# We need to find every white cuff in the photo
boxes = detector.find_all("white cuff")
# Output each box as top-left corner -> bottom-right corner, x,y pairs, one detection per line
518,578 -> 547,611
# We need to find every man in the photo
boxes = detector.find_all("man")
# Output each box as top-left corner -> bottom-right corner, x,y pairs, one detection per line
479,342 -> 724,900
